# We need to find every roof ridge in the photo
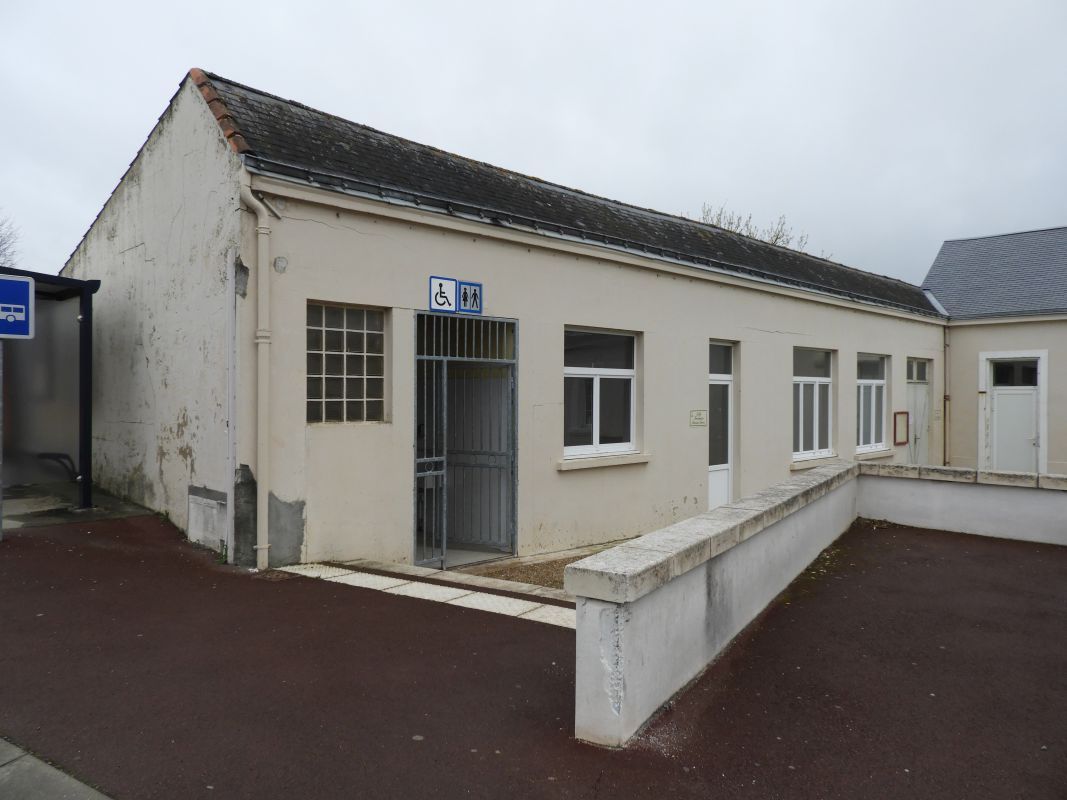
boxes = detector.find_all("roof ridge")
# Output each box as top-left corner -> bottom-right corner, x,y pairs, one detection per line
189,68 -> 251,154
200,69 -> 921,294
943,225 -> 1067,244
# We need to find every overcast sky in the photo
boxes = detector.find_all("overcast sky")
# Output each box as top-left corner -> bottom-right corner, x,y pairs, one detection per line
1,1 -> 1064,284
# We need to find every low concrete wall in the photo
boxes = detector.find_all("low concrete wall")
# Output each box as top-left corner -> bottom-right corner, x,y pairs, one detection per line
857,464 -> 1067,546
566,460 -> 1067,747
565,462 -> 858,746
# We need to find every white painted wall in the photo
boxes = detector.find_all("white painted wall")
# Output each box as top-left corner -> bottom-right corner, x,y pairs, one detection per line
235,176 -> 945,564
947,320 -> 1067,474
570,466 -> 1065,746
858,475 -> 1067,545
573,470 -> 859,746
62,78 -> 242,539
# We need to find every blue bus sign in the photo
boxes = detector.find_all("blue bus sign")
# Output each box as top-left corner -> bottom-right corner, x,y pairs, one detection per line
0,275 -> 34,339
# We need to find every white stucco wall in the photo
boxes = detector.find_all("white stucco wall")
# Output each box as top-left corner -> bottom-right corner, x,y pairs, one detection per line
858,473 -> 1067,545
569,463 -> 860,745
63,78 -> 242,538
235,177 -> 945,564
946,319 -> 1067,474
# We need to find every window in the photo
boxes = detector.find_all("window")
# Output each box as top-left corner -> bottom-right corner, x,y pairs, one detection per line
992,359 -> 1037,386
856,354 -> 887,452
709,343 -> 732,377
907,358 -> 929,383
306,302 -> 385,423
793,348 -> 832,459
564,330 -> 635,456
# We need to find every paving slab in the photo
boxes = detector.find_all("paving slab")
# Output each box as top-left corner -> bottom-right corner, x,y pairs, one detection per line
0,751 -> 110,800
517,604 -> 577,629
0,738 -> 23,768
447,592 -> 542,616
276,563 -> 354,580
384,581 -> 472,602
327,571 -> 410,591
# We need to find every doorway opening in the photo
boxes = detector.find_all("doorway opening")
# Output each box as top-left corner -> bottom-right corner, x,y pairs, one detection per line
708,342 -> 734,510
414,313 -> 517,568
906,358 -> 931,464
978,350 -> 1047,474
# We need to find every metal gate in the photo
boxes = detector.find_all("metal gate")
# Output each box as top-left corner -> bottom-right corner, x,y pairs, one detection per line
414,313 -> 517,567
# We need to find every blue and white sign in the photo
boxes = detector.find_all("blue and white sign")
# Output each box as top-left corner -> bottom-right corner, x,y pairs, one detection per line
0,275 -> 33,339
429,276 -> 458,313
429,276 -> 484,315
458,281 -> 483,315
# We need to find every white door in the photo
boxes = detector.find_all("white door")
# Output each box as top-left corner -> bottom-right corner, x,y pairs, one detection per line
708,342 -> 734,510
992,388 -> 1038,472
906,358 -> 931,464
708,381 -> 731,508
906,383 -> 929,464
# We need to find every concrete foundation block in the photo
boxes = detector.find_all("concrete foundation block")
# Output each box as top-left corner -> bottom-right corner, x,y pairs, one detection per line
977,470 -> 1039,488
875,463 -> 921,479
1038,473 -> 1067,491
919,465 -> 976,483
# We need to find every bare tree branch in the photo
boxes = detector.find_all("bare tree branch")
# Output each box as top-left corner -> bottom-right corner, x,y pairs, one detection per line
0,212 -> 19,269
701,202 -> 811,253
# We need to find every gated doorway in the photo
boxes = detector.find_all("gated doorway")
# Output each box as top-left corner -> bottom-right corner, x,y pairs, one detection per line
414,313 -> 517,568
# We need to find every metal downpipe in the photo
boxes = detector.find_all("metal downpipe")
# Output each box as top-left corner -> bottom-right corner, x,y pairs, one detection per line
241,184 -> 272,570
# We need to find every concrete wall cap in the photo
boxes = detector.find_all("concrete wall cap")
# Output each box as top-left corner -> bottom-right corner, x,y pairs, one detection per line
564,460 -> 857,603
1038,473 -> 1067,491
977,469 -> 1040,488
918,465 -> 977,483
873,463 -> 921,479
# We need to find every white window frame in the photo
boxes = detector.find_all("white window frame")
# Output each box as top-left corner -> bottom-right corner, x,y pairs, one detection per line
856,354 -> 888,453
564,334 -> 636,458
793,351 -> 833,461
907,357 -> 930,384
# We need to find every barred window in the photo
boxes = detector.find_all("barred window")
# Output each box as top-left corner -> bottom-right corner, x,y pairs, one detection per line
306,302 -> 385,423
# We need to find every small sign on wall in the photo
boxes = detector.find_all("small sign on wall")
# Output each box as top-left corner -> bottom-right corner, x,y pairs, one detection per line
429,276 -> 484,315
893,411 -> 909,446
690,410 -> 708,427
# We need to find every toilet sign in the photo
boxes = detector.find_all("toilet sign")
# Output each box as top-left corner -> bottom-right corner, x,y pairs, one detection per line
0,274 -> 34,339
429,276 -> 483,315
458,281 -> 483,315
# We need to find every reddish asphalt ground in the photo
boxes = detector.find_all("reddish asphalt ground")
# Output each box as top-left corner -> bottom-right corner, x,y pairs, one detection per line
1,515 -> 1064,799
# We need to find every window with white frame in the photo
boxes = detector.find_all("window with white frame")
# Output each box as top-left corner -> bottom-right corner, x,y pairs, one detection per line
564,330 -> 635,456
793,348 -> 833,459
906,358 -> 929,383
306,302 -> 385,423
856,353 -> 887,452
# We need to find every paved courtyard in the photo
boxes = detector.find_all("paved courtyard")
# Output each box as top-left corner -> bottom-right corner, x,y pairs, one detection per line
0,515 -> 1064,798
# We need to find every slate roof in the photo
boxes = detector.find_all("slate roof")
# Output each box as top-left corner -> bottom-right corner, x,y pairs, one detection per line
922,227 -> 1067,319
190,69 -> 938,316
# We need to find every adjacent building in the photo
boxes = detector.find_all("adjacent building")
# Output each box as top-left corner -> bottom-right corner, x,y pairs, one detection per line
60,69 -> 1058,569
923,227 -> 1067,475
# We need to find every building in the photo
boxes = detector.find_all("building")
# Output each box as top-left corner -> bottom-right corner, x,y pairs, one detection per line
922,227 -> 1066,475
63,68 -> 1053,570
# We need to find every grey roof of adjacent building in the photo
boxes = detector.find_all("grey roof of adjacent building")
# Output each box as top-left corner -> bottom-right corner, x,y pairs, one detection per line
195,70 -> 939,316
922,226 -> 1067,319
